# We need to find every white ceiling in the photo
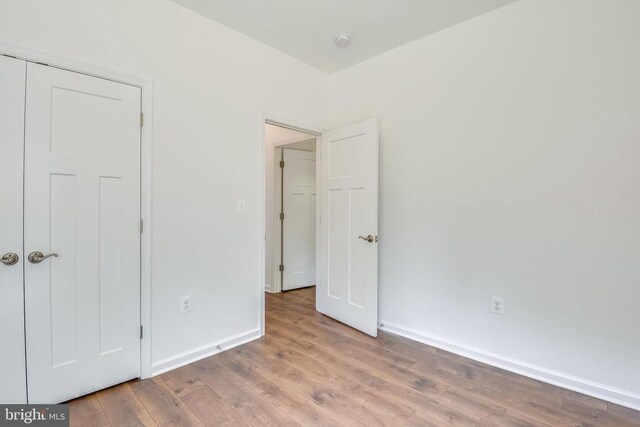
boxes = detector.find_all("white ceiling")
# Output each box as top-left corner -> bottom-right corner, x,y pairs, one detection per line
170,0 -> 517,73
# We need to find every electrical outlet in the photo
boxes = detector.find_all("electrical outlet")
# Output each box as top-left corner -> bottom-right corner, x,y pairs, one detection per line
180,295 -> 192,313
491,296 -> 504,314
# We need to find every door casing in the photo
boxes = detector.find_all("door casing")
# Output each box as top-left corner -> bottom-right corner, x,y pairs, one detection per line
260,115 -> 323,335
0,44 -> 155,380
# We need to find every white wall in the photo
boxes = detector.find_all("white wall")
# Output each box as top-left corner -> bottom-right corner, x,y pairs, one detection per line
264,124 -> 316,293
0,0 -> 326,371
328,0 -> 640,407
4,0 -> 640,409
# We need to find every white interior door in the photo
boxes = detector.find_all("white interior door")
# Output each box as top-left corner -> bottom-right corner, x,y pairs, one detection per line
24,63 -> 142,403
0,55 -> 27,404
317,119 -> 378,336
282,148 -> 316,291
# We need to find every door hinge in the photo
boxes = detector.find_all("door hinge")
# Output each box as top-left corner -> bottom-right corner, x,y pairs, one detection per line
279,264 -> 284,272
279,212 -> 284,220
140,218 -> 144,234
140,325 -> 144,339
140,112 -> 144,127
280,160 -> 285,168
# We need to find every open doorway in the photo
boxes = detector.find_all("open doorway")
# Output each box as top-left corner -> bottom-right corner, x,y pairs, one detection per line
261,117 -> 379,338
264,122 -> 319,294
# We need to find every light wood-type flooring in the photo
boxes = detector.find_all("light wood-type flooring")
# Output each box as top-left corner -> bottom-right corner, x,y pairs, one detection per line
68,287 -> 640,426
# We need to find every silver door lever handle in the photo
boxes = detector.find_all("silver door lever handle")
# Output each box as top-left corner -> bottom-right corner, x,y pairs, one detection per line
28,251 -> 59,264
358,235 -> 375,243
1,253 -> 19,266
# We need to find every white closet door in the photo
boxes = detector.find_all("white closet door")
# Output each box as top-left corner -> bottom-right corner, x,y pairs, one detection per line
282,149 -> 316,291
0,55 -> 27,404
317,119 -> 379,337
24,63 -> 142,403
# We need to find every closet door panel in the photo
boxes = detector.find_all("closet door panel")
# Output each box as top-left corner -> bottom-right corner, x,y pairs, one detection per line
0,55 -> 27,404
24,63 -> 142,404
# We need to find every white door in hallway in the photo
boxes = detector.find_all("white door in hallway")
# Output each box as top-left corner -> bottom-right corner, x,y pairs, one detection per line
0,55 -> 27,404
24,63 -> 142,403
282,148 -> 316,291
317,119 -> 379,336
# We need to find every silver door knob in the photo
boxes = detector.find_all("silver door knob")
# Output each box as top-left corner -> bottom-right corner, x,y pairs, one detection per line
358,235 -> 375,243
1,253 -> 19,266
28,251 -> 59,264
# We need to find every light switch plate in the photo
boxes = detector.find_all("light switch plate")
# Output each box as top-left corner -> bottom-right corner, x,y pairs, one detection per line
236,199 -> 246,213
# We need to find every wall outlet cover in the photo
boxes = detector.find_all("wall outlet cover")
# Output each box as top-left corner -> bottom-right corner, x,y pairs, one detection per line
491,296 -> 504,314
180,295 -> 192,313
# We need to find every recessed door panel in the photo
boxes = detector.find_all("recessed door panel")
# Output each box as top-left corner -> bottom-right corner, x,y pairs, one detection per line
327,188 -> 347,300
98,176 -> 125,355
49,173 -> 79,368
348,187 -> 366,308
24,63 -> 141,403
51,87 -> 124,158
329,134 -> 365,179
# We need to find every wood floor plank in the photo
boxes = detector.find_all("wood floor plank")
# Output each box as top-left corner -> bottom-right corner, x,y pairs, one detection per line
129,377 -> 202,427
605,404 -> 640,427
268,297 -> 380,346
436,390 -> 506,421
411,358 -> 564,410
264,331 -> 446,399
69,287 -> 640,427
269,298 -> 440,369
180,384 -> 248,427
159,365 -> 210,399
213,350 -> 346,426
96,382 -> 157,427
477,410 -> 553,427
406,362 -> 578,426
266,315 -> 449,401
191,357 -> 301,426
221,339 -> 389,426
264,328 -> 479,426
68,394 -> 109,427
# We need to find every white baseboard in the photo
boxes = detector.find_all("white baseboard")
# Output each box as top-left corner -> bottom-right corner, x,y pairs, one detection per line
379,320 -> 640,411
151,327 -> 261,376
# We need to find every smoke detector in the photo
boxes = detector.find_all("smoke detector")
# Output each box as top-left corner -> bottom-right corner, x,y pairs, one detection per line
334,33 -> 351,47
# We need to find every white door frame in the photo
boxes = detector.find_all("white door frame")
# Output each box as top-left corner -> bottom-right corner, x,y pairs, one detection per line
0,44 -> 155,379
259,114 -> 323,336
